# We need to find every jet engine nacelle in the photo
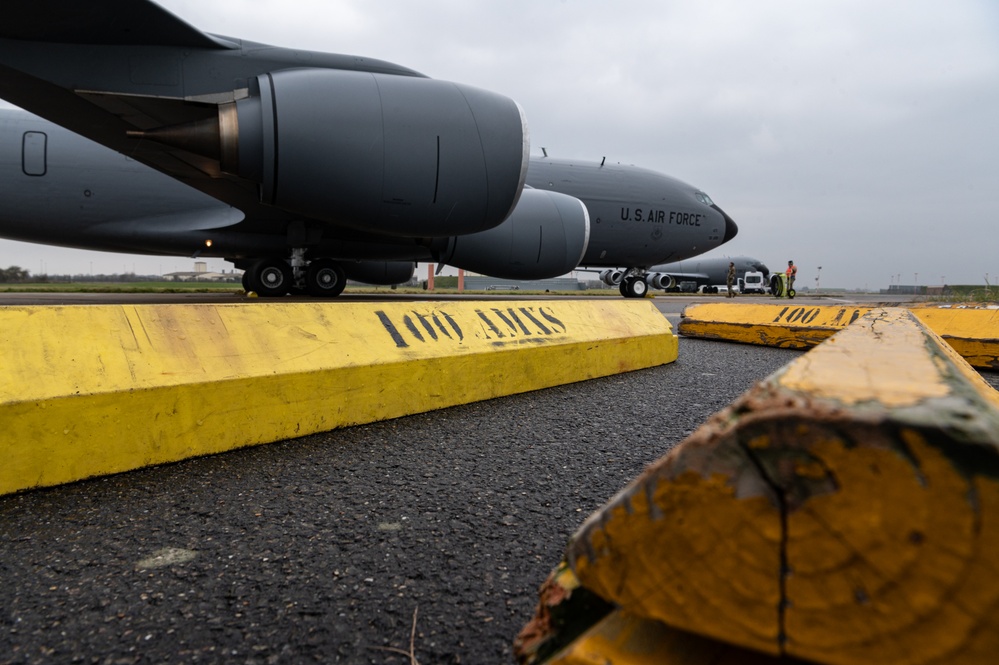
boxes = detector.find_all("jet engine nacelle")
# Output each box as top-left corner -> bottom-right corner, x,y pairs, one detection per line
435,189 -> 589,280
236,69 -> 527,237
599,269 -> 624,286
142,68 -> 528,238
342,261 -> 415,286
645,273 -> 675,290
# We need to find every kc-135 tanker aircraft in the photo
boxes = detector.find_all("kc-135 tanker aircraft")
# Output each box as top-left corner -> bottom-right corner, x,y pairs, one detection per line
0,0 -> 737,297
592,255 -> 771,293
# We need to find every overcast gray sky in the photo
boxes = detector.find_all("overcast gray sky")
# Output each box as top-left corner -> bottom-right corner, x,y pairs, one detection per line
2,0 -> 997,289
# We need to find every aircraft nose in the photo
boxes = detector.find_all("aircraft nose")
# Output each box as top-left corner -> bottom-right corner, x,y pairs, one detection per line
714,204 -> 738,242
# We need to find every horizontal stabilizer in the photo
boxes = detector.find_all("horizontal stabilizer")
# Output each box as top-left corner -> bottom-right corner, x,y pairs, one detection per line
1,0 -> 230,49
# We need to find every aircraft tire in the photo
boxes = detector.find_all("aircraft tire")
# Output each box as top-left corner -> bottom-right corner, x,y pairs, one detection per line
306,259 -> 347,298
623,277 -> 648,298
250,259 -> 293,297
240,271 -> 250,292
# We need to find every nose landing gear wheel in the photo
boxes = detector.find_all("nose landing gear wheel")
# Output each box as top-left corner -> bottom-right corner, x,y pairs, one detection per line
620,276 -> 648,298
306,259 -> 346,297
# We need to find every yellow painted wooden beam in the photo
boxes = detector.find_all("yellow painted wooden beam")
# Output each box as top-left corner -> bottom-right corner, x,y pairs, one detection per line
515,565 -> 810,665
679,302 -> 999,369
544,610 -> 809,665
522,308 -> 999,664
0,300 -> 676,495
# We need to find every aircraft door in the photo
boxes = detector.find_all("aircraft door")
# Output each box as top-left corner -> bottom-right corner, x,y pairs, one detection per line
22,131 -> 47,176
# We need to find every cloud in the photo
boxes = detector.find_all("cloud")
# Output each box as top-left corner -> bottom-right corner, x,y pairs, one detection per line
2,0 -> 997,288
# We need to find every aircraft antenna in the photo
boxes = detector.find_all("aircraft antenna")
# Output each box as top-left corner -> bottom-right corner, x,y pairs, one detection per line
541,147 -> 547,157
601,156 -> 606,167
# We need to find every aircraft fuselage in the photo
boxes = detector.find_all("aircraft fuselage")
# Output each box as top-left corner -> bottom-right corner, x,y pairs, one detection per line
525,158 -> 737,268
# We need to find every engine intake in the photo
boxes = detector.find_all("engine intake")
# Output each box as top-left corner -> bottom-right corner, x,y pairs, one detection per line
645,273 -> 675,290
599,269 -> 623,286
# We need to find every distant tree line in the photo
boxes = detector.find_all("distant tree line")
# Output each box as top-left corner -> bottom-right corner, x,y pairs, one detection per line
0,266 -> 171,283
0,266 -> 31,283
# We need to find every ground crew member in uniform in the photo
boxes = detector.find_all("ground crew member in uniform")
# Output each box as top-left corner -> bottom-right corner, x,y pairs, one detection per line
726,262 -> 736,297
786,260 -> 797,292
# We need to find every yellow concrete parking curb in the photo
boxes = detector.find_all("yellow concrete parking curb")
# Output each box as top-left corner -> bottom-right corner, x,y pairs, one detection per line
678,302 -> 999,369
910,305 -> 999,370
1,300 -> 677,495
518,308 -> 999,664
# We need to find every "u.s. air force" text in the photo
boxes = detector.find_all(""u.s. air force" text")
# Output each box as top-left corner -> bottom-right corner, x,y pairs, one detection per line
620,208 -> 702,226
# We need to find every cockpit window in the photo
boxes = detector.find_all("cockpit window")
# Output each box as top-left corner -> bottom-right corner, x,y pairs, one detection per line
695,192 -> 714,206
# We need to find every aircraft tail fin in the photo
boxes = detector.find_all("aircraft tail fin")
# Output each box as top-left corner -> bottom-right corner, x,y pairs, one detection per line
1,0 -> 232,49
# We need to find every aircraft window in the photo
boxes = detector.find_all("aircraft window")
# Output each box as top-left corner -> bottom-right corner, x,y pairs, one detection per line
695,192 -> 714,206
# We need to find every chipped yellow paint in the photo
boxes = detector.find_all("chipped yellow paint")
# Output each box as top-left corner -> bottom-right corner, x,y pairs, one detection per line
547,609 -> 796,665
526,303 -> 999,665
0,300 -> 677,495
679,303 -> 999,369
678,303 -> 872,349
776,309 -> 951,407
569,466 -> 783,655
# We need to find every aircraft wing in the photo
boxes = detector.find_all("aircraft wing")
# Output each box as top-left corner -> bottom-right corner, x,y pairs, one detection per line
577,267 -> 710,281
0,0 -> 274,225
1,0 -> 530,243
1,0 -> 230,49
0,0 -> 450,236
655,271 -> 711,282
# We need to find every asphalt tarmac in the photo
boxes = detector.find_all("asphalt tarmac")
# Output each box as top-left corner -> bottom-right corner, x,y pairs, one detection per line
1,296 -> 996,664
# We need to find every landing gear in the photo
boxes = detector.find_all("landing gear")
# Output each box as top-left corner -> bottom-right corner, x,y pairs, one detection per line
619,276 -> 648,299
245,259 -> 293,297
241,255 -> 348,298
305,259 -> 346,297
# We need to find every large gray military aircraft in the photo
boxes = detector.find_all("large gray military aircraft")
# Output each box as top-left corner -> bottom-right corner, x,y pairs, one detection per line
0,0 -> 737,297
592,254 -> 770,293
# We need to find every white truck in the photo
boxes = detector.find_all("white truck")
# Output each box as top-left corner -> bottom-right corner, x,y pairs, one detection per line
741,271 -> 767,294
698,270 -> 767,295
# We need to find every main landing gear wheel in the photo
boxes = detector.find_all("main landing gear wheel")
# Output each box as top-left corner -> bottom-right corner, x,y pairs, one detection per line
620,276 -> 648,298
306,259 -> 346,297
247,259 -> 292,297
